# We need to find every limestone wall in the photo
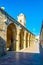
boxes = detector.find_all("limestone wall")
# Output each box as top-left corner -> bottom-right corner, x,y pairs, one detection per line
0,9 -> 36,56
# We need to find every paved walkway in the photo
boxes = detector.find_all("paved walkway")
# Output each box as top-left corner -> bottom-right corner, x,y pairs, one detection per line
0,42 -> 43,65
19,42 -> 40,53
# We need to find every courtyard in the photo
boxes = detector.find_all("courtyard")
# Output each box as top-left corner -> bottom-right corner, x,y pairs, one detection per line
0,1 -> 43,65
0,42 -> 43,65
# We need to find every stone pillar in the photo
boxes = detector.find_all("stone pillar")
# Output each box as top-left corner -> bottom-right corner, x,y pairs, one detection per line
23,31 -> 26,49
30,34 -> 32,45
32,35 -> 33,44
3,23 -> 7,52
33,36 -> 35,44
0,22 -> 7,56
16,27 -> 20,51
29,33 -> 31,47
31,35 -> 35,45
27,33 -> 30,48
31,35 -> 33,44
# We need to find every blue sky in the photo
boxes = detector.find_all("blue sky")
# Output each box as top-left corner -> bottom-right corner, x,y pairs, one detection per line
0,0 -> 43,36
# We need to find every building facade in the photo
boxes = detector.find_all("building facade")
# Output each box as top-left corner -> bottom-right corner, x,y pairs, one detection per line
40,22 -> 43,48
0,8 -> 35,55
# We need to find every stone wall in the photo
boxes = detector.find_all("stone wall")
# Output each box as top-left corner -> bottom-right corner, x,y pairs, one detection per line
0,9 -> 35,56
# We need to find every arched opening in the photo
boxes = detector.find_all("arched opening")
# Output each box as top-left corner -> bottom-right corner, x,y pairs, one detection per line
26,32 -> 28,48
7,23 -> 17,51
20,28 -> 24,50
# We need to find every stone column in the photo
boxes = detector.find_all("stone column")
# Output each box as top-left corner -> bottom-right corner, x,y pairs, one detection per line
23,31 -> 26,49
29,33 -> 31,47
0,22 -> 7,56
33,36 -> 35,44
27,33 -> 30,48
3,23 -> 7,52
30,34 -> 32,46
16,27 -> 20,51
31,35 -> 33,44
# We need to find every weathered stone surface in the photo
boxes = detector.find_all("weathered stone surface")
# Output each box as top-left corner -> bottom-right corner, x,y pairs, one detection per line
0,37 -> 6,56
0,8 -> 35,54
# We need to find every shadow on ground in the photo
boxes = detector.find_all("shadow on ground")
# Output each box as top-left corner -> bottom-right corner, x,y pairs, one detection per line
0,43 -> 43,65
0,51 -> 43,65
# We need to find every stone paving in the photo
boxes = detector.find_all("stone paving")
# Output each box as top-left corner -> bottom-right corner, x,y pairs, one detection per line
0,51 -> 41,65
19,42 -> 40,53
0,42 -> 43,65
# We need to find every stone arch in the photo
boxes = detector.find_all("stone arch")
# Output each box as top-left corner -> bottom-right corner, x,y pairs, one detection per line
7,23 -> 17,51
19,28 -> 24,50
26,32 -> 28,47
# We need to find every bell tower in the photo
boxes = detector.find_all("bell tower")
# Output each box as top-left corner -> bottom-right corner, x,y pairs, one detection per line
17,13 -> 26,26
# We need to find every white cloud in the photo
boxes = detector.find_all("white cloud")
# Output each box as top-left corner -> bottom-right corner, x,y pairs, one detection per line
36,35 -> 39,39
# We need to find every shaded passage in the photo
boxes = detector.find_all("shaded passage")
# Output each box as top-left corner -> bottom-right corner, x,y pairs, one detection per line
7,23 -> 17,51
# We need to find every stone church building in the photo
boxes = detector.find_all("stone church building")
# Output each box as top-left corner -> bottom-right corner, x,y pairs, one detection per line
0,7 -> 35,55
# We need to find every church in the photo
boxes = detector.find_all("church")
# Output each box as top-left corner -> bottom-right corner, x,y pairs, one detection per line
0,7 -> 35,55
